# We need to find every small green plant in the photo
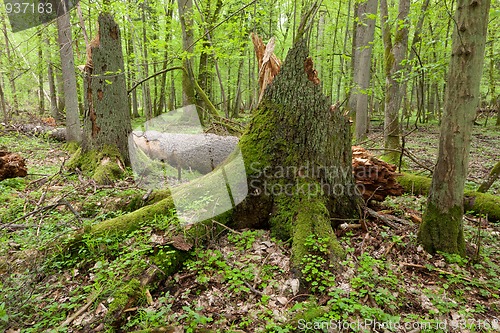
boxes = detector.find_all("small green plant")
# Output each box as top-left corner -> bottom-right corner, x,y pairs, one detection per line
300,236 -> 336,293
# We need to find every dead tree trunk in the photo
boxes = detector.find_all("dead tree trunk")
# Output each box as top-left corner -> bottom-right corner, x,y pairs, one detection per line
234,37 -> 360,273
69,13 -> 131,184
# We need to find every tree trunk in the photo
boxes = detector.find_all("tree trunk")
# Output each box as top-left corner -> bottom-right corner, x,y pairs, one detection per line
352,0 -> 377,142
177,0 -> 197,109
141,2 -> 153,120
73,13 -> 131,184
38,32 -> 45,115
379,0 -> 410,163
418,0 -> 491,255
47,61 -> 59,121
233,38 -> 360,273
1,13 -> 19,115
155,0 -> 175,116
57,8 -> 81,142
0,77 -> 7,122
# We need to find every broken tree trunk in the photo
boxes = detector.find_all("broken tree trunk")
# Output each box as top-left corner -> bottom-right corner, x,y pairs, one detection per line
68,12 -> 132,184
251,33 -> 281,104
233,37 -> 360,273
0,151 -> 27,180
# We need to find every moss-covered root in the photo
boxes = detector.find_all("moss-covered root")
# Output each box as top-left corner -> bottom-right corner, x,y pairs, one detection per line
66,145 -> 126,185
418,202 -> 465,256
271,194 -> 345,276
396,173 -> 500,221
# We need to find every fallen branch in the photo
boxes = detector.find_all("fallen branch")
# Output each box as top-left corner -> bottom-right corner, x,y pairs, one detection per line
59,288 -> 102,328
365,207 -> 410,230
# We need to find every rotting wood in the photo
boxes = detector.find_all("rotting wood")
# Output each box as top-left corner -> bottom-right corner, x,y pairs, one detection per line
0,151 -> 27,180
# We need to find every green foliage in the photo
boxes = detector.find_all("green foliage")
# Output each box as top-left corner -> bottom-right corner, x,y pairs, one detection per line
300,236 -> 336,293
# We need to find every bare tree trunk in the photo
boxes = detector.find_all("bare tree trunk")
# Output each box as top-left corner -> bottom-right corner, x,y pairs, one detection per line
0,76 -> 7,122
141,2 -> 153,120
379,0 -> 410,163
177,0 -> 197,108
352,0 -> 377,142
2,14 -> 19,115
47,61 -> 59,120
156,0 -> 175,116
57,6 -> 81,142
38,32 -> 45,115
418,0 -> 491,255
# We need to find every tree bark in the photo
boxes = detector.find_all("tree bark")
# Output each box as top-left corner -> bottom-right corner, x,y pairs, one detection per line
57,7 -> 82,142
1,13 -> 19,115
418,0 -> 491,255
379,0 -> 410,163
141,2 -> 153,120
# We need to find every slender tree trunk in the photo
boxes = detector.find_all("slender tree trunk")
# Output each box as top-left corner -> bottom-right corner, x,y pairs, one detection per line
156,0 -> 175,116
177,0 -> 197,108
477,161 -> 500,193
47,61 -> 59,120
379,0 -> 410,163
418,0 -> 491,255
2,14 -> 19,115
141,2 -> 153,120
0,76 -> 7,122
352,0 -> 377,142
57,7 -> 81,142
232,47 -> 246,118
38,32 -> 45,115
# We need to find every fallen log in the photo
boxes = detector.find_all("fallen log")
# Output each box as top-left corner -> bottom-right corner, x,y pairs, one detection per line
0,151 -> 27,180
397,173 -> 500,222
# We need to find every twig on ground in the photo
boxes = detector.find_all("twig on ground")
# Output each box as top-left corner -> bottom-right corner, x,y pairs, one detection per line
59,288 -> 102,328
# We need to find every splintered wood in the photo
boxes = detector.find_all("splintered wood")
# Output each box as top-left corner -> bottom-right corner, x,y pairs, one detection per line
352,146 -> 404,202
251,33 -> 281,104
0,151 -> 27,181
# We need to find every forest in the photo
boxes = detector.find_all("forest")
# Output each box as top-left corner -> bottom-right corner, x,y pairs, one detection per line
0,0 -> 499,331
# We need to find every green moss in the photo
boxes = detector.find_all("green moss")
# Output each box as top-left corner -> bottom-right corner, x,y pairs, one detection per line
396,173 -> 432,195
63,141 -> 80,153
418,202 -> 465,256
107,278 -> 142,315
464,191 -> 500,221
66,145 -> 126,184
396,173 -> 499,222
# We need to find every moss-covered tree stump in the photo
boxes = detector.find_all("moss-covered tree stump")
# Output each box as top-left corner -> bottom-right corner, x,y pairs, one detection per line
232,37 -> 360,274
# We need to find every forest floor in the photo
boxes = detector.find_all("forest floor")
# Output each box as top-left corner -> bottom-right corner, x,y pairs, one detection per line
0,119 -> 499,333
